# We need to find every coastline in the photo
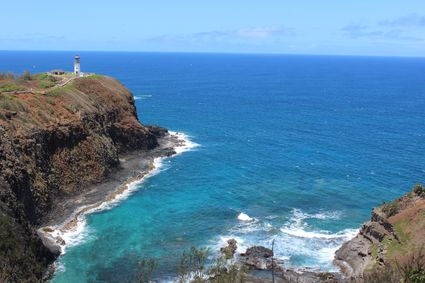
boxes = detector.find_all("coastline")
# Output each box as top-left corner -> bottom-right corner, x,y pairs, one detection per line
37,131 -> 198,267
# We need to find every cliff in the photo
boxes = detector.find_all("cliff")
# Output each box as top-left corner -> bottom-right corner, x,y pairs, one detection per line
335,184 -> 425,281
0,75 -> 168,282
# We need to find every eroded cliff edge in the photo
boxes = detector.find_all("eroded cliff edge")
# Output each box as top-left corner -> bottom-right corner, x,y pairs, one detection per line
334,185 -> 425,281
0,75 -> 170,282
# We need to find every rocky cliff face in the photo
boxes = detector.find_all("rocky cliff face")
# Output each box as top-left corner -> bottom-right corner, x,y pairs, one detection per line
0,76 -> 166,282
334,186 -> 425,280
334,208 -> 398,277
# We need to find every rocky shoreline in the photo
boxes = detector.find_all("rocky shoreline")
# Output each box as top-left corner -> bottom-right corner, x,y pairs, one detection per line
334,185 -> 425,281
220,239 -> 342,283
0,75 -> 188,281
220,185 -> 425,283
38,132 -> 184,251
37,131 -> 191,278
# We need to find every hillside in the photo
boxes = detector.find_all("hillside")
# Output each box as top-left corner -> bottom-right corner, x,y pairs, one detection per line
335,184 -> 425,282
0,73 -> 169,282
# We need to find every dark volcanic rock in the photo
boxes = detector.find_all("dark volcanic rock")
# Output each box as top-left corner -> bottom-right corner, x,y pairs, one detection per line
240,246 -> 275,270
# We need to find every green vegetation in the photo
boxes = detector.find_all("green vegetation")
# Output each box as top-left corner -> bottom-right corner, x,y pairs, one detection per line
413,184 -> 425,198
34,73 -> 49,80
47,97 -> 56,105
137,247 -> 247,283
38,80 -> 56,89
0,83 -> 26,92
86,74 -> 103,79
393,220 -> 411,244
64,103 -> 79,114
35,73 -> 60,89
19,70 -> 32,81
178,247 -> 209,282
45,83 -> 74,97
382,201 -> 399,217
362,249 -> 425,283
0,72 -> 64,93
370,244 -> 379,260
137,258 -> 157,283
0,72 -> 15,81
0,213 -> 54,283
0,94 -> 25,112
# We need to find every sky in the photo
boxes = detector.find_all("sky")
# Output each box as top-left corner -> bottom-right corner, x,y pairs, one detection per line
1,0 -> 425,57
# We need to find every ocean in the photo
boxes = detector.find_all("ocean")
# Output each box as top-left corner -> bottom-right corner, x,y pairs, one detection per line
1,51 -> 424,282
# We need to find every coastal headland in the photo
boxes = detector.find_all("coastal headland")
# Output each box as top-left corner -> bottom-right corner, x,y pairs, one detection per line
0,72 -> 185,282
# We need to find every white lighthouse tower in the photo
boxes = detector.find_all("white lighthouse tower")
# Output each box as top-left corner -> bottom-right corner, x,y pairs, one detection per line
74,55 -> 81,76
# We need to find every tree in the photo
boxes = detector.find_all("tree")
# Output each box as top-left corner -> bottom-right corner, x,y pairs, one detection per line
20,70 -> 32,81
137,258 -> 156,283
178,247 -> 209,283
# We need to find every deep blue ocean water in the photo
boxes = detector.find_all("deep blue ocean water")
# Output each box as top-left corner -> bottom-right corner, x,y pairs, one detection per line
1,51 -> 425,282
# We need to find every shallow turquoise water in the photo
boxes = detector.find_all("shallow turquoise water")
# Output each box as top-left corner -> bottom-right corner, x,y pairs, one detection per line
2,52 -> 425,282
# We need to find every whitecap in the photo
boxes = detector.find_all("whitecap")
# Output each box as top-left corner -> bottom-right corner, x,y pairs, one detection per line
237,212 -> 253,222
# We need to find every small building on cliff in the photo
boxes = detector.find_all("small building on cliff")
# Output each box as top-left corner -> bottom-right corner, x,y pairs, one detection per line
50,70 -> 65,75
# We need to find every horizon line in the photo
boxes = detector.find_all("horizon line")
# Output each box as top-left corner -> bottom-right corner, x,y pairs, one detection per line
0,49 -> 424,59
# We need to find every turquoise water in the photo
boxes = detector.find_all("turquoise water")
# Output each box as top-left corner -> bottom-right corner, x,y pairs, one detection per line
2,52 -> 425,282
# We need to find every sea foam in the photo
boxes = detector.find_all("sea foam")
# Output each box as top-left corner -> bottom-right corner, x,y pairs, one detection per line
43,131 -> 198,254
212,208 -> 358,271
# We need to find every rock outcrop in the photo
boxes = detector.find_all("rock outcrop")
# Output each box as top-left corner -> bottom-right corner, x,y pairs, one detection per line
0,76 -> 167,282
334,208 -> 397,277
334,185 -> 425,280
240,246 -> 275,270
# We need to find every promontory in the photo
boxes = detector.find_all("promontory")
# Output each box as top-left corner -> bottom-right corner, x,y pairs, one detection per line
0,72 -> 179,282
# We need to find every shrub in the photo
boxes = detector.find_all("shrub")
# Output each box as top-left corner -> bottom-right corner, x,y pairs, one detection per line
20,70 -> 32,81
0,72 -> 15,81
397,248 -> 425,283
178,247 -> 209,282
208,257 -> 247,283
382,201 -> 399,217
413,184 -> 425,198
137,258 -> 156,283
35,73 -> 49,80
137,247 -> 248,283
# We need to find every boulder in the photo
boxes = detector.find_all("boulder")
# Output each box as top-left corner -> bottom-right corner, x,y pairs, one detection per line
239,246 -> 274,270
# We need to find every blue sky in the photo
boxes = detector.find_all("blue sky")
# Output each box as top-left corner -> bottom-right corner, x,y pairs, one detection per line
2,0 -> 425,56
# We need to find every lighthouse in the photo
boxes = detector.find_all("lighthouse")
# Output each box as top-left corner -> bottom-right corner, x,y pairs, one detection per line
74,55 -> 81,76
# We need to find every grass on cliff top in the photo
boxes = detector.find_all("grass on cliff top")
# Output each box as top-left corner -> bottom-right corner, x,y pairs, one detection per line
45,83 -> 75,97
0,94 -> 26,112
0,74 -> 117,127
0,83 -> 26,92
377,184 -> 425,268
0,71 -> 79,93
85,74 -> 103,79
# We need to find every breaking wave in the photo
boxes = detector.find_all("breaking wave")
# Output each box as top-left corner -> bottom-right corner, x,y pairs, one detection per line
211,208 -> 357,271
